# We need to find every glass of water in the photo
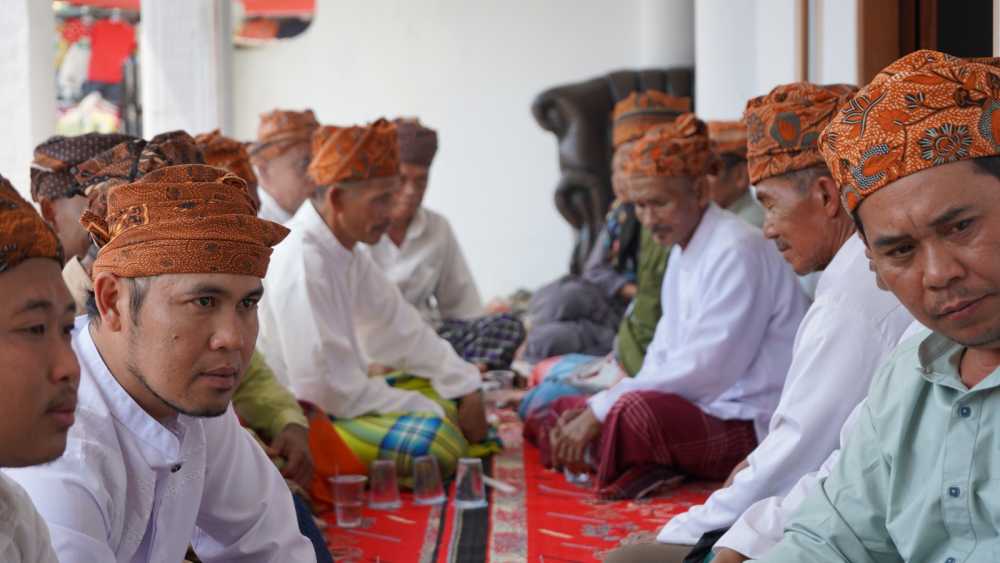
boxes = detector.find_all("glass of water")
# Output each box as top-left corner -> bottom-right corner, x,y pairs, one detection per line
330,474 -> 367,528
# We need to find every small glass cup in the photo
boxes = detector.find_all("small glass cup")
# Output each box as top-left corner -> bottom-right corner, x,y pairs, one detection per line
412,455 -> 446,505
454,457 -> 488,510
368,459 -> 402,510
330,474 -> 367,528
484,369 -> 516,388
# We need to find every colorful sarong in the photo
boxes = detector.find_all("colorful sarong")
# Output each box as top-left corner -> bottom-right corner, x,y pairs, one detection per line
437,312 -> 526,370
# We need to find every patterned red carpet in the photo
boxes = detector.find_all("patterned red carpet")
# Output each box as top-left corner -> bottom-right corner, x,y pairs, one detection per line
321,411 -> 718,562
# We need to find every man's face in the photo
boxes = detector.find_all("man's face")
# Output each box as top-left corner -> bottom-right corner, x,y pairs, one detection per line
610,141 -> 636,201
628,175 -> 708,248
706,159 -> 750,209
334,176 -> 402,245
392,163 -> 429,223
756,174 -> 832,275
41,195 -> 91,260
116,273 -> 263,418
0,258 -> 79,467
256,142 -> 315,211
860,160 -> 1000,348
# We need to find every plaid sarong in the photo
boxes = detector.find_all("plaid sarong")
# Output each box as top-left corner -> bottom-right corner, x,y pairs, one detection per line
437,313 -> 526,370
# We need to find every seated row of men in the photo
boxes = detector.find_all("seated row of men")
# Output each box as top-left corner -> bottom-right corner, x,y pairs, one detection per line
1,111 -> 526,560
523,50 -> 1000,563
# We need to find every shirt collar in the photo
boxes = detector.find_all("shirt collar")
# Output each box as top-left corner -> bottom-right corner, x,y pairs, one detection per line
74,316 -> 189,468
404,207 -> 428,242
677,203 -> 720,262
916,331 -> 1000,392
293,200 -> 355,264
814,234 -> 864,297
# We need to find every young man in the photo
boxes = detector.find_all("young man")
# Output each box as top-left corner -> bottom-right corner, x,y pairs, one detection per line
30,133 -> 134,260
705,121 -> 763,228
547,114 -> 809,500
6,164 -> 316,562
610,82 -> 914,563
365,118 -> 525,370
258,119 -> 487,483
0,176 -> 79,563
249,108 -> 319,224
758,50 -> 1000,563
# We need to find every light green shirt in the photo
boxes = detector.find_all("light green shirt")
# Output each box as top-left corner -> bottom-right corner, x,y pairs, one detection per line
232,351 -> 308,440
761,331 -> 1000,563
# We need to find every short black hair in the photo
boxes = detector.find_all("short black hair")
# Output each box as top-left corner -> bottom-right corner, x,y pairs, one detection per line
86,277 -> 151,325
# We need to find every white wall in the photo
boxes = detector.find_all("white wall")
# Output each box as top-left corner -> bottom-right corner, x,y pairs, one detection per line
232,0 -> 694,299
810,0 -> 858,84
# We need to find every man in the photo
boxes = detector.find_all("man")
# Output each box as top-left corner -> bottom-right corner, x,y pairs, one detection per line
6,164 -> 316,561
705,121 -> 764,228
546,114 -> 809,500
30,133 -> 134,261
249,108 -> 319,223
608,82 -> 915,562
365,118 -> 525,371
258,118 -> 487,485
759,50 -> 1000,562
0,176 -> 78,563
195,129 -> 261,208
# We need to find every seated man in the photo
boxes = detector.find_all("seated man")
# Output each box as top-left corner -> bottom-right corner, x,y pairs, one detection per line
607,82 -> 915,562
258,119 -> 487,484
6,164 -> 316,561
365,118 -> 525,371
760,50 -> 1000,562
249,108 -> 320,224
524,91 -> 690,362
705,121 -> 764,228
547,114 -> 809,499
0,176 -> 79,563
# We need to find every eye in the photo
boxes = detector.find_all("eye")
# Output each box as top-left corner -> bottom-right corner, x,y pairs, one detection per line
62,323 -> 75,338
952,218 -> 974,233
194,296 -> 216,308
23,324 -> 46,336
886,243 -> 915,258
240,298 -> 259,310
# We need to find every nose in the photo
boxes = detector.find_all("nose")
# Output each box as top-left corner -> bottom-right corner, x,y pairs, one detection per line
209,311 -> 249,353
51,336 -> 81,389
762,215 -> 779,240
922,241 -> 965,291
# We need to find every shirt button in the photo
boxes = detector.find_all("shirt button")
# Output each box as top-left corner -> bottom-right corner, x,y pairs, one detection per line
170,464 -> 183,473
948,487 -> 961,498
945,558 -> 956,563
921,366 -> 933,374
959,406 -> 972,418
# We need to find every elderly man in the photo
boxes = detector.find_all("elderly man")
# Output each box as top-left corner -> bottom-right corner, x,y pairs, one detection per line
6,164 -> 316,562
608,82 -> 915,563
705,121 -> 764,228
258,118 -> 487,486
0,176 -> 79,563
249,109 -> 319,223
547,114 -> 808,500
365,118 -> 525,371
757,50 -> 1000,562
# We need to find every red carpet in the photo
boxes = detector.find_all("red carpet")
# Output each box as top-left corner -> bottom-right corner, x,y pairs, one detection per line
322,410 -> 718,562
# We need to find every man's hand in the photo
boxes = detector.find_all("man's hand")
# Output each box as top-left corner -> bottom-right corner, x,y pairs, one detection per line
368,363 -> 394,376
268,424 -> 314,489
712,548 -> 749,563
458,391 -> 489,443
550,407 -> 601,472
723,458 -> 749,488
618,282 -> 638,301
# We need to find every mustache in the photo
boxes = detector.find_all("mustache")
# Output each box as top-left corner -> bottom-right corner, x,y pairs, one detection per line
928,287 -> 996,317
45,386 -> 78,413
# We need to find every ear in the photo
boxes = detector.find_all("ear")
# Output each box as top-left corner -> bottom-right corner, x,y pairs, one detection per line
92,272 -> 125,332
39,198 -> 58,228
815,175 -> 841,219
733,162 -> 750,190
693,176 -> 711,207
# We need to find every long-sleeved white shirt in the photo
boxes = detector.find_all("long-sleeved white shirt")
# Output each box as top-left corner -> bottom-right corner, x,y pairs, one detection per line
658,235 -> 914,544
714,322 -> 929,559
258,203 -> 482,419
587,204 -> 809,439
363,207 -> 483,325
4,317 -> 316,563
0,473 -> 58,563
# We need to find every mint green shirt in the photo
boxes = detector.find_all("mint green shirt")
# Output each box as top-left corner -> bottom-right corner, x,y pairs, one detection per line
761,331 -> 1000,563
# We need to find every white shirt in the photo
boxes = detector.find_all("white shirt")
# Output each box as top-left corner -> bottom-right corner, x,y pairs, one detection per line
364,207 -> 483,324
4,317 -> 316,563
258,203 -> 482,419
588,204 -> 808,435
0,473 -> 58,563
256,186 -> 294,225
658,235 -> 914,544
714,322 -> 930,559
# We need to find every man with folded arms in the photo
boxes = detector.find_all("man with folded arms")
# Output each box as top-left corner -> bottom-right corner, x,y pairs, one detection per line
0,175 -> 79,563
547,114 -> 808,501
6,164 -> 315,562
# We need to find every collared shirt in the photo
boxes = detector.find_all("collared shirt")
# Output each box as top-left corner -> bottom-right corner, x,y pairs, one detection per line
658,235 -> 913,544
4,318 -> 316,563
364,207 -> 483,325
258,203 -> 482,419
0,474 -> 58,563
587,204 -> 809,437
232,351 -> 309,439
256,186 -> 293,225
761,329 -> 1000,563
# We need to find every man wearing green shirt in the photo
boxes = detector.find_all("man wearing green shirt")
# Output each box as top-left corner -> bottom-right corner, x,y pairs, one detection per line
760,50 -> 1000,562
